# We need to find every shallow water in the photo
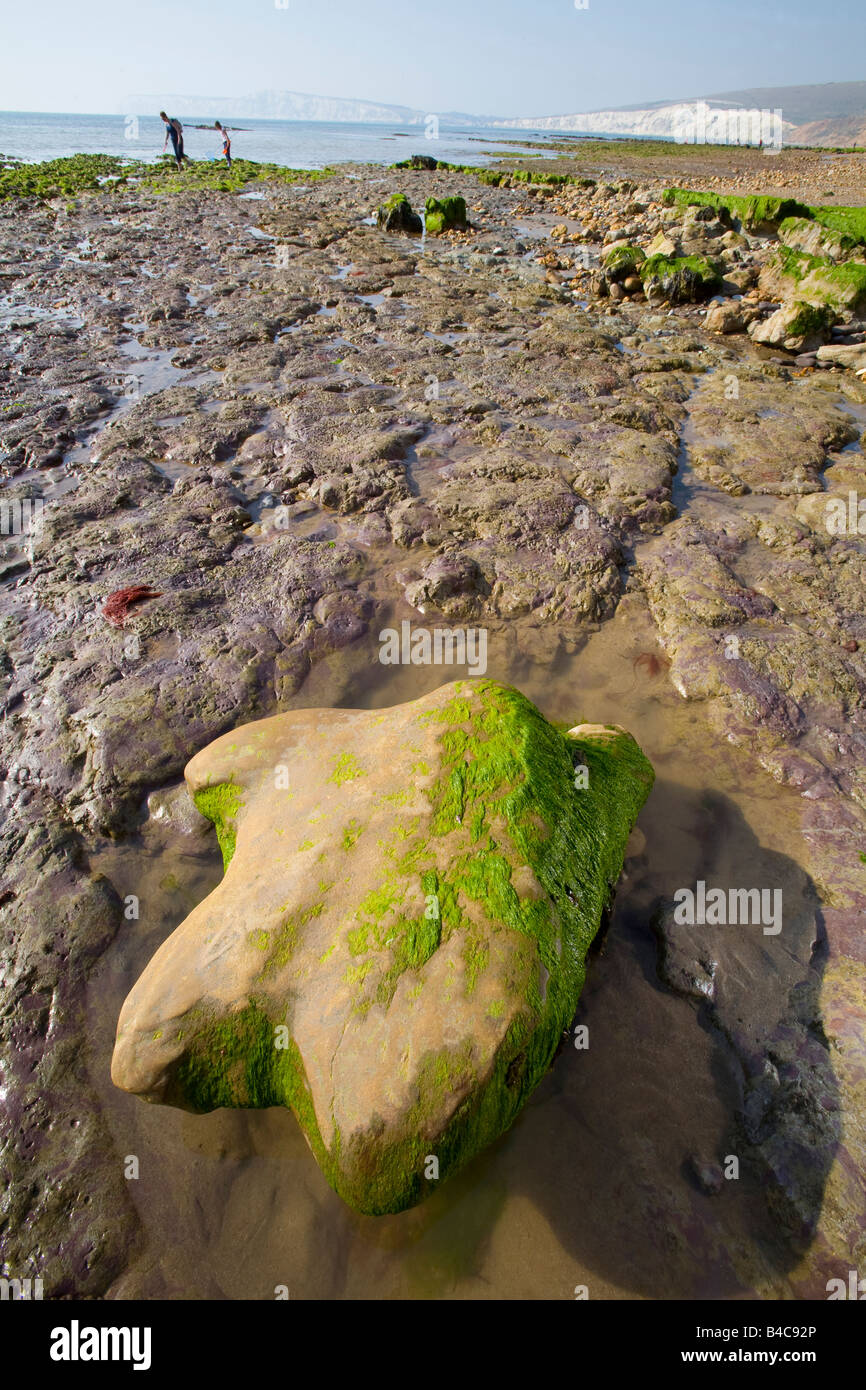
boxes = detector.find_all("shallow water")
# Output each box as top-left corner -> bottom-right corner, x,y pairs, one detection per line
0,296 -> 85,330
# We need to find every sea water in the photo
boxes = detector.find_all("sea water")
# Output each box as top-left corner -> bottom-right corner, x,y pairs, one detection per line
0,110 -> 591,168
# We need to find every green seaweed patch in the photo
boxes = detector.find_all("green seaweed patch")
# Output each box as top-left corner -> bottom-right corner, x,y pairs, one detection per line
778,215 -> 861,258
403,682 -> 654,1083
0,153 -> 132,200
804,259 -> 866,313
342,818 -> 364,850
329,752 -> 365,785
771,246 -> 866,313
808,205 -> 866,247
339,1008 -> 554,1214
390,163 -> 595,190
661,188 -> 810,230
378,787 -> 411,809
773,243 -> 817,282
0,153 -> 335,201
260,900 -> 328,979
344,861 -> 446,1010
463,934 -> 490,995
193,781 -> 243,869
137,157 -> 335,196
373,912 -> 443,1007
662,187 -> 866,248
169,1000 -> 339,1175
506,169 -> 592,188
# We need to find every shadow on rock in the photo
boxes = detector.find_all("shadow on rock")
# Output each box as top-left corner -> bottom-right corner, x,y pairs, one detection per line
490,778 -> 837,1298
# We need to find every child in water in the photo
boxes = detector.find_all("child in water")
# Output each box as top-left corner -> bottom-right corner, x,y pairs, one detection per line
215,121 -> 232,169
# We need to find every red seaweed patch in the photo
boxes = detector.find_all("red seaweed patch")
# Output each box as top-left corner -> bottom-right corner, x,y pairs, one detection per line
102,585 -> 163,628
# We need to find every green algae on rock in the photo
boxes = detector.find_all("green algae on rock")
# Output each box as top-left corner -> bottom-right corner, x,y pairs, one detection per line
424,195 -> 468,235
777,215 -> 864,264
640,253 -> 722,304
111,680 -> 653,1215
759,246 -> 866,318
376,192 -> 423,235
749,300 -> 838,353
603,244 -> 646,283
192,781 -> 244,870
661,188 -> 812,233
663,187 -> 866,247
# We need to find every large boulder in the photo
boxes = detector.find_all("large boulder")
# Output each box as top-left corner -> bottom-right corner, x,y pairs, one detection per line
112,680 -> 653,1214
798,260 -> 866,317
704,300 -> 758,335
640,253 -> 722,304
646,230 -> 679,258
377,193 -> 423,235
748,300 -> 837,353
759,247 -> 866,317
815,342 -> 866,372
661,189 -> 811,234
424,195 -> 468,235
778,215 -> 864,265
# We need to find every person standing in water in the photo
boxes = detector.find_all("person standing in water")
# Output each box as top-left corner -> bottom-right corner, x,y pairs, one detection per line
215,121 -> 232,169
159,112 -> 186,169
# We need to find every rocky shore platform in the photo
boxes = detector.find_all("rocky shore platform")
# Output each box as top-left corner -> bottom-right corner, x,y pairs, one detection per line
1,143 -> 865,1298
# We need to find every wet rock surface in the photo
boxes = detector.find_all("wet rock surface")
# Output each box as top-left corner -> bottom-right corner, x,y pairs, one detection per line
1,149 -> 865,1297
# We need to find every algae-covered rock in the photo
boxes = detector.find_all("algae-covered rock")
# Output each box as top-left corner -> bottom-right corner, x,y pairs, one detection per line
396,154 -> 438,171
112,679 -> 653,1214
640,253 -> 722,304
778,215 -> 863,265
424,195 -> 468,236
748,300 -> 836,353
603,244 -> 646,285
798,260 -> 866,317
377,193 -> 423,235
759,246 -> 866,317
661,189 -> 811,233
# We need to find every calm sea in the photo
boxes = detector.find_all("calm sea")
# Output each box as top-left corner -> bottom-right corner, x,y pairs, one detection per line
0,111 -> 589,169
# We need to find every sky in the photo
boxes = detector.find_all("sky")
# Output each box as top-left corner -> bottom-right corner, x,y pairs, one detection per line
1,0 -> 864,118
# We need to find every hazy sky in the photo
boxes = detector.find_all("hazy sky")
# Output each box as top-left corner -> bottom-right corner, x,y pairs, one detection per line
2,0 -> 864,116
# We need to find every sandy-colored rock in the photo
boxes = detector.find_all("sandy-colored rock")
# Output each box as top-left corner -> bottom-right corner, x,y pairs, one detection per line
112,680 -> 653,1214
704,301 -> 747,334
816,342 -> 866,371
748,301 -> 836,352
